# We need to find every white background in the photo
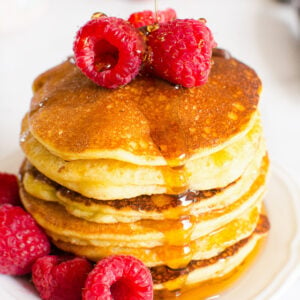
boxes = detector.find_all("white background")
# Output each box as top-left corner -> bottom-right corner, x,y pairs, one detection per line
0,0 -> 299,299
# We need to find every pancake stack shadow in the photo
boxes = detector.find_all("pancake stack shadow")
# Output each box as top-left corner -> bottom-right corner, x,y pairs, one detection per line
19,52 -> 270,295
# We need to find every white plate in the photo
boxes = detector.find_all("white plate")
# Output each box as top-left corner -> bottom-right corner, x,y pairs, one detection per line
0,163 -> 299,300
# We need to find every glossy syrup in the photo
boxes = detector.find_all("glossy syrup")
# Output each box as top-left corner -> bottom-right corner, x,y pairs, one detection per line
146,1 -> 257,293
142,0 -> 198,270
156,236 -> 267,299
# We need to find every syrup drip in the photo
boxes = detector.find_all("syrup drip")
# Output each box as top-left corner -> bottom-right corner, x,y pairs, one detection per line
156,236 -> 267,299
153,26 -> 197,274
91,12 -> 107,20
137,44 -> 239,278
67,56 -> 75,64
160,164 -> 194,271
20,130 -> 30,143
146,0 -> 160,33
212,48 -> 231,60
154,0 -> 158,23
146,23 -> 159,33
29,96 -> 49,117
94,40 -> 118,72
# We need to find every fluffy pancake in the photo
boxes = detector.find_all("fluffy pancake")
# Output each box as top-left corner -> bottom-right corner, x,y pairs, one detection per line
21,153 -> 268,223
20,183 -> 266,266
47,205 -> 261,268
19,155 -> 267,250
19,182 -> 269,290
19,50 -> 269,296
20,112 -> 264,200
28,56 -> 261,166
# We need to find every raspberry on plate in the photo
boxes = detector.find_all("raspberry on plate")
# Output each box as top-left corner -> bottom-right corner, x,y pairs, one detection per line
73,16 -> 145,89
83,255 -> 153,300
128,8 -> 177,28
147,19 -> 216,87
0,204 -> 50,275
32,255 -> 93,300
0,172 -> 21,206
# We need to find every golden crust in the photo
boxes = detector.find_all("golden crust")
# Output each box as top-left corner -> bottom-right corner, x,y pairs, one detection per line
28,56 -> 261,166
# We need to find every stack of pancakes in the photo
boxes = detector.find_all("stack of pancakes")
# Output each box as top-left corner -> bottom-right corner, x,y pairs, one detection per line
19,52 -> 270,295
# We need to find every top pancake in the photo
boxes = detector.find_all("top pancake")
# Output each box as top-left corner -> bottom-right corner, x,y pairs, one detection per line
28,55 -> 261,166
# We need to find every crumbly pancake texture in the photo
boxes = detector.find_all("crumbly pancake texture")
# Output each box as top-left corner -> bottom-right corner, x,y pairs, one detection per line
27,57 -> 261,166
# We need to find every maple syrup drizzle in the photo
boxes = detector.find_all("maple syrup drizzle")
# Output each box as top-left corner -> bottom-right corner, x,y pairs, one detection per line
155,235 -> 267,299
212,48 -> 231,60
144,43 -> 254,290
142,46 -> 236,280
154,0 -> 158,23
155,39 -> 197,279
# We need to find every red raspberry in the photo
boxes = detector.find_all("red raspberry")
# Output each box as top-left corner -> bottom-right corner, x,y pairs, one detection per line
147,19 -> 216,87
32,255 -> 93,300
0,204 -> 50,275
128,8 -> 177,28
0,172 -> 21,206
73,17 -> 145,89
83,255 -> 153,300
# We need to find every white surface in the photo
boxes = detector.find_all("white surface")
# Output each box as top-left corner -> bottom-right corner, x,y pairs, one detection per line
0,0 -> 299,299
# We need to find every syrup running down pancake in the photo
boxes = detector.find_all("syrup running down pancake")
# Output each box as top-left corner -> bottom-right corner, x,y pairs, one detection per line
28,56 -> 260,166
19,51 -> 269,297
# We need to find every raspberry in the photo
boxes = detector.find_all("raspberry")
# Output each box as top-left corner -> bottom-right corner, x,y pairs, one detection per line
0,172 -> 21,206
128,8 -> 177,28
147,19 -> 216,87
73,17 -> 145,89
0,204 -> 50,275
32,255 -> 93,300
83,255 -> 153,300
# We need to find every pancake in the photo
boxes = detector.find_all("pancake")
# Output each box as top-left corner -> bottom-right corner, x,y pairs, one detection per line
19,182 -> 265,264
19,51 -> 269,297
19,183 -> 269,291
21,153 -> 268,223
20,112 -> 265,200
28,57 -> 261,166
19,152 -> 267,250
48,206 -> 261,267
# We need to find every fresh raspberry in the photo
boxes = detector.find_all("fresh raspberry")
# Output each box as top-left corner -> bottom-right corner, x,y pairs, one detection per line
83,255 -> 153,300
147,19 -> 217,87
128,8 -> 177,28
0,204 -> 50,275
32,255 -> 93,300
73,17 -> 145,89
0,172 -> 21,206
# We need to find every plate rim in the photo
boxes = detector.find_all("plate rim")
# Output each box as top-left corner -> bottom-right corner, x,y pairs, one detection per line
255,162 -> 300,300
